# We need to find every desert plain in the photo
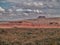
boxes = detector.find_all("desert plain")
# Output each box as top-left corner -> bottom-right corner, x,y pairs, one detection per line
0,17 -> 60,45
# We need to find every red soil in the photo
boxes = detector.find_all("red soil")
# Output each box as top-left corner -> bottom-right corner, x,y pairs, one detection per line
0,21 -> 60,28
0,17 -> 60,28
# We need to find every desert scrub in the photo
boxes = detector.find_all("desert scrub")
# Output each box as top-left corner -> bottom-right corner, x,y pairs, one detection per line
1,41 -> 22,45
11,41 -> 22,45
0,40 -> 10,45
24,42 -> 34,45
0,29 -> 7,34
26,32 -> 32,35
20,32 -> 32,39
55,38 -> 60,45
0,28 -> 60,45
43,38 -> 53,45
0,39 -> 22,45
34,40 -> 43,45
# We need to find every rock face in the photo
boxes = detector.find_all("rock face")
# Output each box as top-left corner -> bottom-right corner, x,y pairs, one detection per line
0,17 -> 60,28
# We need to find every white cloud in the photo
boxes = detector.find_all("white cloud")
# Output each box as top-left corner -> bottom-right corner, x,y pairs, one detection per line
16,9 -> 23,11
0,7 -> 5,12
6,0 -> 23,3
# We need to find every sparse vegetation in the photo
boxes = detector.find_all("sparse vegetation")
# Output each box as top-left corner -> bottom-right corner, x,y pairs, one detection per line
0,28 -> 60,45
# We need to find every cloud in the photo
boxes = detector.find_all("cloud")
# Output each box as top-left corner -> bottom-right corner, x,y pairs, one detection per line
0,7 -> 5,12
6,0 -> 22,3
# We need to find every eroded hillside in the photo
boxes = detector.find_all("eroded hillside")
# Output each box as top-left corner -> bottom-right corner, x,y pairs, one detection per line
0,18 -> 60,28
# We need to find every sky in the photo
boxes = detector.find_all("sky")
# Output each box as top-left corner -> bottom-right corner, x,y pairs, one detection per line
0,0 -> 60,21
0,0 -> 60,9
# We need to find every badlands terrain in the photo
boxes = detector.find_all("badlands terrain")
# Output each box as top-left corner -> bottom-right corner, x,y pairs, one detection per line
0,17 -> 60,28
